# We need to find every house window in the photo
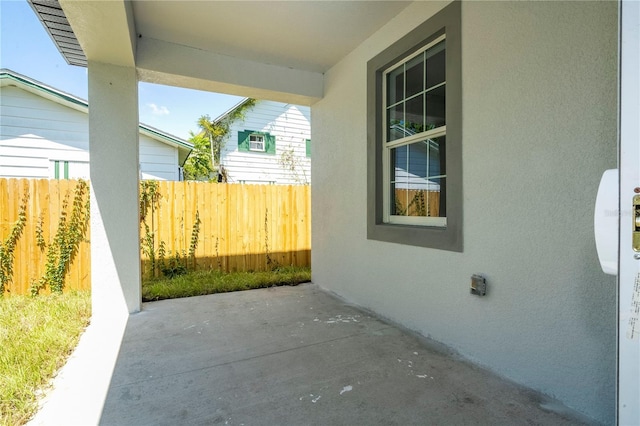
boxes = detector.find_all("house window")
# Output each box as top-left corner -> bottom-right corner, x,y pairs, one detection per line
238,130 -> 276,155
367,1 -> 462,251
51,160 -> 90,180
54,160 -> 68,179
384,37 -> 446,227
249,134 -> 265,152
305,139 -> 311,158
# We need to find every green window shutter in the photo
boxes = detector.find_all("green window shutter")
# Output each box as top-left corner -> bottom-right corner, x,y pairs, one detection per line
265,133 -> 276,155
64,161 -> 69,179
305,139 -> 311,158
238,130 -> 251,152
54,161 -> 60,179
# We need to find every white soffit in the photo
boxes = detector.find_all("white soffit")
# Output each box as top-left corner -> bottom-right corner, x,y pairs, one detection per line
131,1 -> 411,73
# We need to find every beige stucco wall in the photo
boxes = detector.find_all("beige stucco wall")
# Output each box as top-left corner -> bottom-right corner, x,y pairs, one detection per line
312,1 -> 617,422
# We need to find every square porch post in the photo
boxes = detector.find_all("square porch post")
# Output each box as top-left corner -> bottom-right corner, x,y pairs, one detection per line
88,63 -> 141,317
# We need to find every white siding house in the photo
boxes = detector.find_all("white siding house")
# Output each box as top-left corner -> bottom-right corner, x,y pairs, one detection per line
219,99 -> 310,184
0,69 -> 191,180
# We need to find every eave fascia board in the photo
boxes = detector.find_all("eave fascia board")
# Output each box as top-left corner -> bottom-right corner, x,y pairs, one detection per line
0,68 -> 88,113
139,124 -> 193,151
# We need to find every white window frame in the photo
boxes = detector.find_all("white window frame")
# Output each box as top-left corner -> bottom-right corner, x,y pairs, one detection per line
249,134 -> 266,152
382,34 -> 447,227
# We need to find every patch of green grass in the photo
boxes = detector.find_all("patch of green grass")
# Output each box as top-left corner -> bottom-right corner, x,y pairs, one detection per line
0,291 -> 91,426
142,266 -> 311,302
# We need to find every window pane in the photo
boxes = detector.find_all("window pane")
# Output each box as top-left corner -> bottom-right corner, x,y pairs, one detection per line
387,103 -> 405,142
386,65 -> 404,107
405,187 -> 429,217
391,145 -> 408,182
427,136 -> 445,178
390,137 -> 446,218
405,95 -> 424,135
407,139 -> 428,178
405,53 -> 423,98
426,85 -> 445,128
428,177 -> 446,217
390,182 -> 402,215
426,41 -> 445,89
390,145 -> 408,215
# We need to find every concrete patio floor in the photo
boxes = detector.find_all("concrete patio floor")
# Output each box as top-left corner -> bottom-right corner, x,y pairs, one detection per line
30,283 -> 591,425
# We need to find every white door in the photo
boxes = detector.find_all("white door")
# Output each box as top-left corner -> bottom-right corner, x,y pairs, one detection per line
618,1 -> 640,424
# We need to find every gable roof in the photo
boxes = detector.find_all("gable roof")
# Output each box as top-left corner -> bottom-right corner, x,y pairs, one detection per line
0,69 -> 193,164
212,97 -> 255,124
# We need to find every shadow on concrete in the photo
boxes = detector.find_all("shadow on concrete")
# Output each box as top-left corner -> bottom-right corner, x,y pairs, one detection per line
98,284 -> 588,425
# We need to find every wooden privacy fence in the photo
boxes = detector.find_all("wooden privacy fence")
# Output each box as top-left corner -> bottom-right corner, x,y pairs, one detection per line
0,179 -> 91,295
0,179 -> 311,295
394,189 -> 441,217
140,181 -> 311,279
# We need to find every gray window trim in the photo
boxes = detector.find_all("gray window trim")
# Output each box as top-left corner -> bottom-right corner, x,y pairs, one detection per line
367,1 -> 462,252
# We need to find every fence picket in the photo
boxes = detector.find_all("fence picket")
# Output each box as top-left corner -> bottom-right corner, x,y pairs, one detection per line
1,179 -> 311,295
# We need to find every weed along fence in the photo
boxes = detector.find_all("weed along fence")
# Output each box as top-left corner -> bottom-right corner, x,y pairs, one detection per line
140,181 -> 311,279
0,179 -> 311,295
0,179 -> 91,295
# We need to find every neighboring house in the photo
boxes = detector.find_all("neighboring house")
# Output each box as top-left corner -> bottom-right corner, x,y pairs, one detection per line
27,1 -> 639,424
217,99 -> 311,184
0,69 -> 192,180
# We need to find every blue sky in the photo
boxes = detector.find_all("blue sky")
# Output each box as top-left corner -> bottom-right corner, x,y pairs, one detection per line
0,0 -> 245,141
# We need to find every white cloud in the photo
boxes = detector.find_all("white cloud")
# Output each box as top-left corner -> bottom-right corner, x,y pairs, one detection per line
147,103 -> 170,116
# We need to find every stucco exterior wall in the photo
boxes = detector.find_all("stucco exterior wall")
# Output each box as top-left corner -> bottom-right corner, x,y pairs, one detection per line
312,1 -> 617,423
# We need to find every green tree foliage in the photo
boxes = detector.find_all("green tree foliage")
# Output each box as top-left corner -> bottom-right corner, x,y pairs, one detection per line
183,132 -> 212,181
183,99 -> 257,182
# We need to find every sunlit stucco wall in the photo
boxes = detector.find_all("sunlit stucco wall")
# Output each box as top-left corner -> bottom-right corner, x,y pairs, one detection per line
312,1 -> 617,422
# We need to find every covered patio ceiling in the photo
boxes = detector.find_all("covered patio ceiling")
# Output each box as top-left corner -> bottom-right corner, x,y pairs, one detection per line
30,0 -> 412,104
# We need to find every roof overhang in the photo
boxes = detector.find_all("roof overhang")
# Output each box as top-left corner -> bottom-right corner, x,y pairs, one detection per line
27,0 -> 86,66
28,0 -> 412,104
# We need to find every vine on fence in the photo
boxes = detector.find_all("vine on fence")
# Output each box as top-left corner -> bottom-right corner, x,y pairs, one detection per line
264,208 -> 279,270
31,180 -> 90,295
140,181 -> 161,276
139,181 -> 202,278
0,191 -> 29,295
188,211 -> 201,269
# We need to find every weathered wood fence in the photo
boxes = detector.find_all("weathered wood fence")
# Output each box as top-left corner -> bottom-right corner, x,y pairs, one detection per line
0,179 -> 311,295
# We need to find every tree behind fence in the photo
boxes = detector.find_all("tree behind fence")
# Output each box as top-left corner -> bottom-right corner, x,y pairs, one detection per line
0,179 -> 311,295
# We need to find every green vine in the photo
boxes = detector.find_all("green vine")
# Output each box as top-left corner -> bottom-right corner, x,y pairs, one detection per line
161,250 -> 188,278
0,191 -> 29,295
394,191 -> 429,217
140,180 -> 161,222
139,181 -> 201,278
31,180 -> 90,295
139,181 -> 161,276
35,213 -> 46,251
188,211 -> 201,269
264,208 -> 279,270
185,98 -> 257,181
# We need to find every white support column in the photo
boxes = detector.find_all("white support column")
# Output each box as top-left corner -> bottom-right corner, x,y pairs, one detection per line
88,62 -> 141,317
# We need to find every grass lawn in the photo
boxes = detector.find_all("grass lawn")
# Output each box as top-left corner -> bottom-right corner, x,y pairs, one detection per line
142,265 -> 311,302
1,266 -> 310,425
0,291 -> 91,426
